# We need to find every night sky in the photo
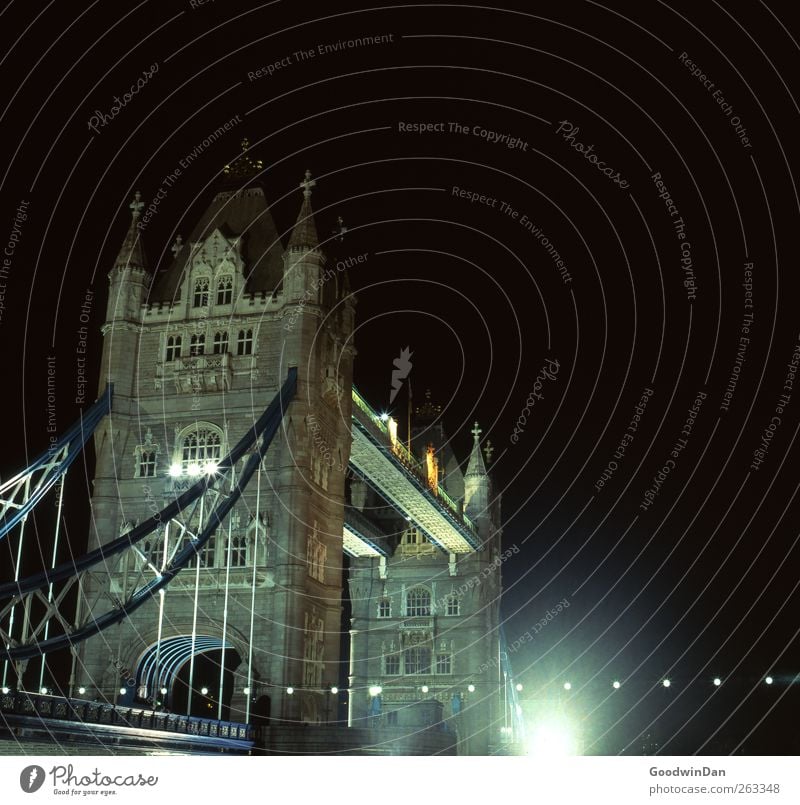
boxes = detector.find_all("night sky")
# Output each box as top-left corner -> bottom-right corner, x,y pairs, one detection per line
1,0 -> 799,755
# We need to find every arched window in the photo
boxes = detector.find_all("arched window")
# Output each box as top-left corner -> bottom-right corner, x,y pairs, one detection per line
178,424 -> 223,475
165,335 -> 182,362
193,278 -> 210,307
189,333 -> 205,356
406,587 -> 431,617
213,331 -> 229,354
216,276 -> 233,305
237,329 -> 253,355
445,594 -> 460,616
225,533 -> 247,567
378,598 -> 391,618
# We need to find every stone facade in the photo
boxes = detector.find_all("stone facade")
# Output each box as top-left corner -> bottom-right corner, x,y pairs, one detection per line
77,152 -> 355,726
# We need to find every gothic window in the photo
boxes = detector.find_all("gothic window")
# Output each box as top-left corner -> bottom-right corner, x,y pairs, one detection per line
138,450 -> 157,478
378,598 -> 391,618
212,331 -> 229,354
404,646 -> 431,675
216,276 -> 233,305
225,533 -> 247,567
189,333 -> 206,356
401,527 -> 425,545
445,594 -> 460,616
143,535 -> 165,570
133,429 -> 160,478
435,653 -> 453,675
193,278 -> 210,307
165,335 -> 182,362
178,425 -> 223,475
384,654 -> 400,675
406,587 -> 431,617
237,329 -> 253,355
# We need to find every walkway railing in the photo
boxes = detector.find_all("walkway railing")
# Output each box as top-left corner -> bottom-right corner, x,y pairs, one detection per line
351,387 -> 477,537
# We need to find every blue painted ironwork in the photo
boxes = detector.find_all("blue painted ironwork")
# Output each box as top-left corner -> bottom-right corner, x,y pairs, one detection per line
0,368 -> 297,661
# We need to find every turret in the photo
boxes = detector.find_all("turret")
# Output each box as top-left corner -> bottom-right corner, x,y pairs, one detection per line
282,170 -> 324,302
464,421 -> 491,534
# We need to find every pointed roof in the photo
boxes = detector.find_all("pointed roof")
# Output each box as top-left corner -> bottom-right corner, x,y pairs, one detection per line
465,421 -> 488,477
149,184 -> 285,302
115,192 -> 149,271
287,169 -> 320,251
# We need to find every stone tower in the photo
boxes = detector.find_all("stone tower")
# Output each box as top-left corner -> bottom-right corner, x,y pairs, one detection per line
346,404 -> 506,755
77,144 -> 355,725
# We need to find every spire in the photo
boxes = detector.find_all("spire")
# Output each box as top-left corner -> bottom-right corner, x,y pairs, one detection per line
465,421 -> 488,477
115,191 -> 148,271
287,169 -> 320,250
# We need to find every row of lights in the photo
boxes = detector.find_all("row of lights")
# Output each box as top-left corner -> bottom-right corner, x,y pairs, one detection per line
168,461 -> 219,478
548,677 -> 777,691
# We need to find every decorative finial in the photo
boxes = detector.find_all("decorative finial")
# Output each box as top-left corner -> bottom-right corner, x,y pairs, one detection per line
484,440 -> 494,464
300,169 -> 316,198
130,191 -> 144,218
471,421 -> 482,442
170,235 -> 183,257
333,215 -> 347,241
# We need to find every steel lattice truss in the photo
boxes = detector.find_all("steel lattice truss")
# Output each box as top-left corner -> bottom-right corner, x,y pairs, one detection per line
0,386 -> 112,542
0,368 -> 296,662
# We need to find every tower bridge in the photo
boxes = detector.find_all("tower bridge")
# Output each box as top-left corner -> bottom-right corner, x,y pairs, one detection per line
0,142 -> 520,755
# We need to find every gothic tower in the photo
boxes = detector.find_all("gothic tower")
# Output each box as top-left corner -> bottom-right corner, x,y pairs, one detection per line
347,405 -> 506,755
77,144 -> 355,725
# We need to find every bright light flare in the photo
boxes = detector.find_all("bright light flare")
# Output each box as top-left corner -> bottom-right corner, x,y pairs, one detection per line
563,681 -> 572,691
368,685 -> 382,696
421,685 -> 429,694
467,684 -> 476,693
765,676 -> 773,685
515,683 -> 523,692
527,718 -> 577,757
187,463 -> 201,477
286,687 -> 294,695
330,686 -> 339,695
204,461 -> 219,475
78,687 -> 86,695
612,680 -> 621,689
169,463 -> 183,477
713,677 -> 722,687
662,679 -> 671,688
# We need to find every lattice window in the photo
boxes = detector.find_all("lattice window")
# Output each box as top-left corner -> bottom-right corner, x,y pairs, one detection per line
216,275 -> 233,305
193,278 -> 210,307
226,533 -> 247,567
165,335 -> 182,362
406,587 -> 431,617
134,429 -> 160,478
404,647 -> 431,675
237,329 -> 253,355
384,654 -> 400,675
194,535 -> 216,568
143,535 -> 165,570
435,653 -> 452,675
189,333 -> 206,356
401,527 -> 425,545
212,332 -> 229,354
445,594 -> 460,616
179,425 -> 223,475
378,598 -> 391,618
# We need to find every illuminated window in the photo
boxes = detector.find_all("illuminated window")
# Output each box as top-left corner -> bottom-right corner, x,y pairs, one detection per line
378,598 -> 391,618
384,654 -> 400,675
189,334 -> 205,356
406,587 -> 431,617
212,332 -> 229,354
237,329 -> 253,355
445,594 -> 460,616
165,335 -> 182,361
404,647 -> 431,675
435,654 -> 452,675
216,276 -> 233,305
179,425 -> 223,474
193,278 -> 210,307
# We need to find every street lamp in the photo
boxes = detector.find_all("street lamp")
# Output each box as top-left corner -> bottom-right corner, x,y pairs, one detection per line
765,676 -> 773,685
421,685 -> 429,694
467,684 -> 475,693
515,683 -> 523,692
662,679 -> 671,688
287,687 -> 294,695
369,685 -> 382,696
612,681 -> 621,689
563,682 -> 572,691
330,686 -> 339,695
713,677 -> 722,687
